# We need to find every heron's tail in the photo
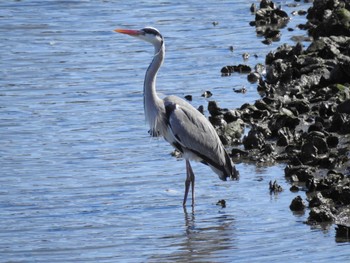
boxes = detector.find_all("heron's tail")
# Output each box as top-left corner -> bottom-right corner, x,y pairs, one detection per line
219,150 -> 239,181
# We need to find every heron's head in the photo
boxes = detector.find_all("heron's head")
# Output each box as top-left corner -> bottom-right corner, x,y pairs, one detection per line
114,27 -> 163,46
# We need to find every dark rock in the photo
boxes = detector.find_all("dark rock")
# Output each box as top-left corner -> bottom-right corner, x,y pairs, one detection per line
216,199 -> 226,208
329,186 -> 350,205
307,1 -> 350,38
247,72 -> 261,83
329,113 -> 347,132
319,101 -> 336,118
290,195 -> 306,211
269,180 -> 283,193
290,185 -> 300,192
252,0 -> 290,43
197,105 -> 204,114
223,110 -> 241,123
243,126 -> 266,150
250,3 -> 257,13
301,142 -> 318,163
310,135 -> 329,154
308,192 -> 327,208
308,121 -> 324,133
268,114 -> 300,136
326,135 -> 339,148
209,115 -> 225,127
285,165 -> 315,182
277,127 -> 294,146
262,143 -> 275,155
184,95 -> 192,101
202,91 -> 213,98
231,148 -> 249,157
208,101 -> 223,116
220,118 -> 245,144
337,99 -> 350,114
307,206 -> 334,223
336,224 -> 350,242
221,64 -> 252,76
260,0 -> 275,9
233,87 -> 247,93
242,52 -> 250,60
288,100 -> 310,114
291,175 -> 299,182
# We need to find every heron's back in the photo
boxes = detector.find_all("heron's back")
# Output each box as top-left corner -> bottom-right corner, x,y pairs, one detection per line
162,95 -> 238,180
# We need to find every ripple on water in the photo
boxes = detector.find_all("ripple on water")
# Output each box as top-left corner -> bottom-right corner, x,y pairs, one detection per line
1,0 -> 349,262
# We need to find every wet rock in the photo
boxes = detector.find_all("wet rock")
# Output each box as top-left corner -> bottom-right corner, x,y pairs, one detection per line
308,192 -> 328,208
221,64 -> 252,76
290,185 -> 300,192
219,118 -> 245,145
250,3 -> 257,13
254,99 -> 274,112
231,148 -> 249,158
223,109 -> 241,123
265,43 -> 295,64
247,72 -> 261,83
250,0 -> 289,43
285,165 -> 315,182
269,180 -> 283,193
300,142 -> 317,164
326,135 -> 339,148
335,224 -> 350,242
308,122 -> 324,133
208,101 -> 224,116
262,143 -> 275,155
307,0 -> 350,38
268,114 -> 300,136
216,199 -> 226,208
233,87 -> 247,93
243,126 -> 266,150
202,91 -> 213,98
260,0 -> 275,9
197,105 -> 204,114
290,195 -> 306,211
209,115 -> 225,127
327,186 -> 350,206
277,127 -> 295,146
288,99 -> 310,114
307,206 -> 334,224
184,95 -> 192,101
310,135 -> 329,154
329,113 -> 347,132
242,52 -> 250,60
337,99 -> 350,114
319,101 -> 337,118
306,178 -> 318,192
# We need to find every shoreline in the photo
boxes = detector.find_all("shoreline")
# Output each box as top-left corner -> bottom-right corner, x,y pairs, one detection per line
213,0 -> 350,237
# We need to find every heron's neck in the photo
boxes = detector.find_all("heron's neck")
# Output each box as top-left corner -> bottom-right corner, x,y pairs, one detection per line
143,42 -> 165,128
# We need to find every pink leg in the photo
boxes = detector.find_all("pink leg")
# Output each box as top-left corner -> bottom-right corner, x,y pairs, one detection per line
183,160 -> 195,206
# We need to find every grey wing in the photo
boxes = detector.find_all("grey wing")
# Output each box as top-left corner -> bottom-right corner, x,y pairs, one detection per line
164,98 -> 226,167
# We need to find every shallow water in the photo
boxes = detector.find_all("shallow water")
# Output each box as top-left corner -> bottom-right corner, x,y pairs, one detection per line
1,0 -> 349,262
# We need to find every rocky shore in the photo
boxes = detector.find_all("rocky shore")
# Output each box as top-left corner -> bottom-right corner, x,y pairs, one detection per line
212,0 -> 350,238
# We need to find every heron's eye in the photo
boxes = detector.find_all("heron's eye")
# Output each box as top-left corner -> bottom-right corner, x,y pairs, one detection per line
143,28 -> 162,38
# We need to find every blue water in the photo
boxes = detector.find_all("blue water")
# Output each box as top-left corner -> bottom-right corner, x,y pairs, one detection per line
1,0 -> 349,262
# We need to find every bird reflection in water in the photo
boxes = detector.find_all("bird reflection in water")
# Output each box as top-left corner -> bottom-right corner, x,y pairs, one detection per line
171,206 -> 236,261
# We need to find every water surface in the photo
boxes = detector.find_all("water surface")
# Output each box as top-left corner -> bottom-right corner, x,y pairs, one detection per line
1,1 -> 349,262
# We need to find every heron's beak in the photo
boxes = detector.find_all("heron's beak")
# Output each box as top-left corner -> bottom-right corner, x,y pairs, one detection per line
114,29 -> 142,36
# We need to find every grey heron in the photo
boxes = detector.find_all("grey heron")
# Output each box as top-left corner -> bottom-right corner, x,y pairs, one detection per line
115,27 -> 239,206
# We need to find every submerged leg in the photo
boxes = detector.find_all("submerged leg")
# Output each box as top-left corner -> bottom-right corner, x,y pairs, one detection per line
183,160 -> 195,206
